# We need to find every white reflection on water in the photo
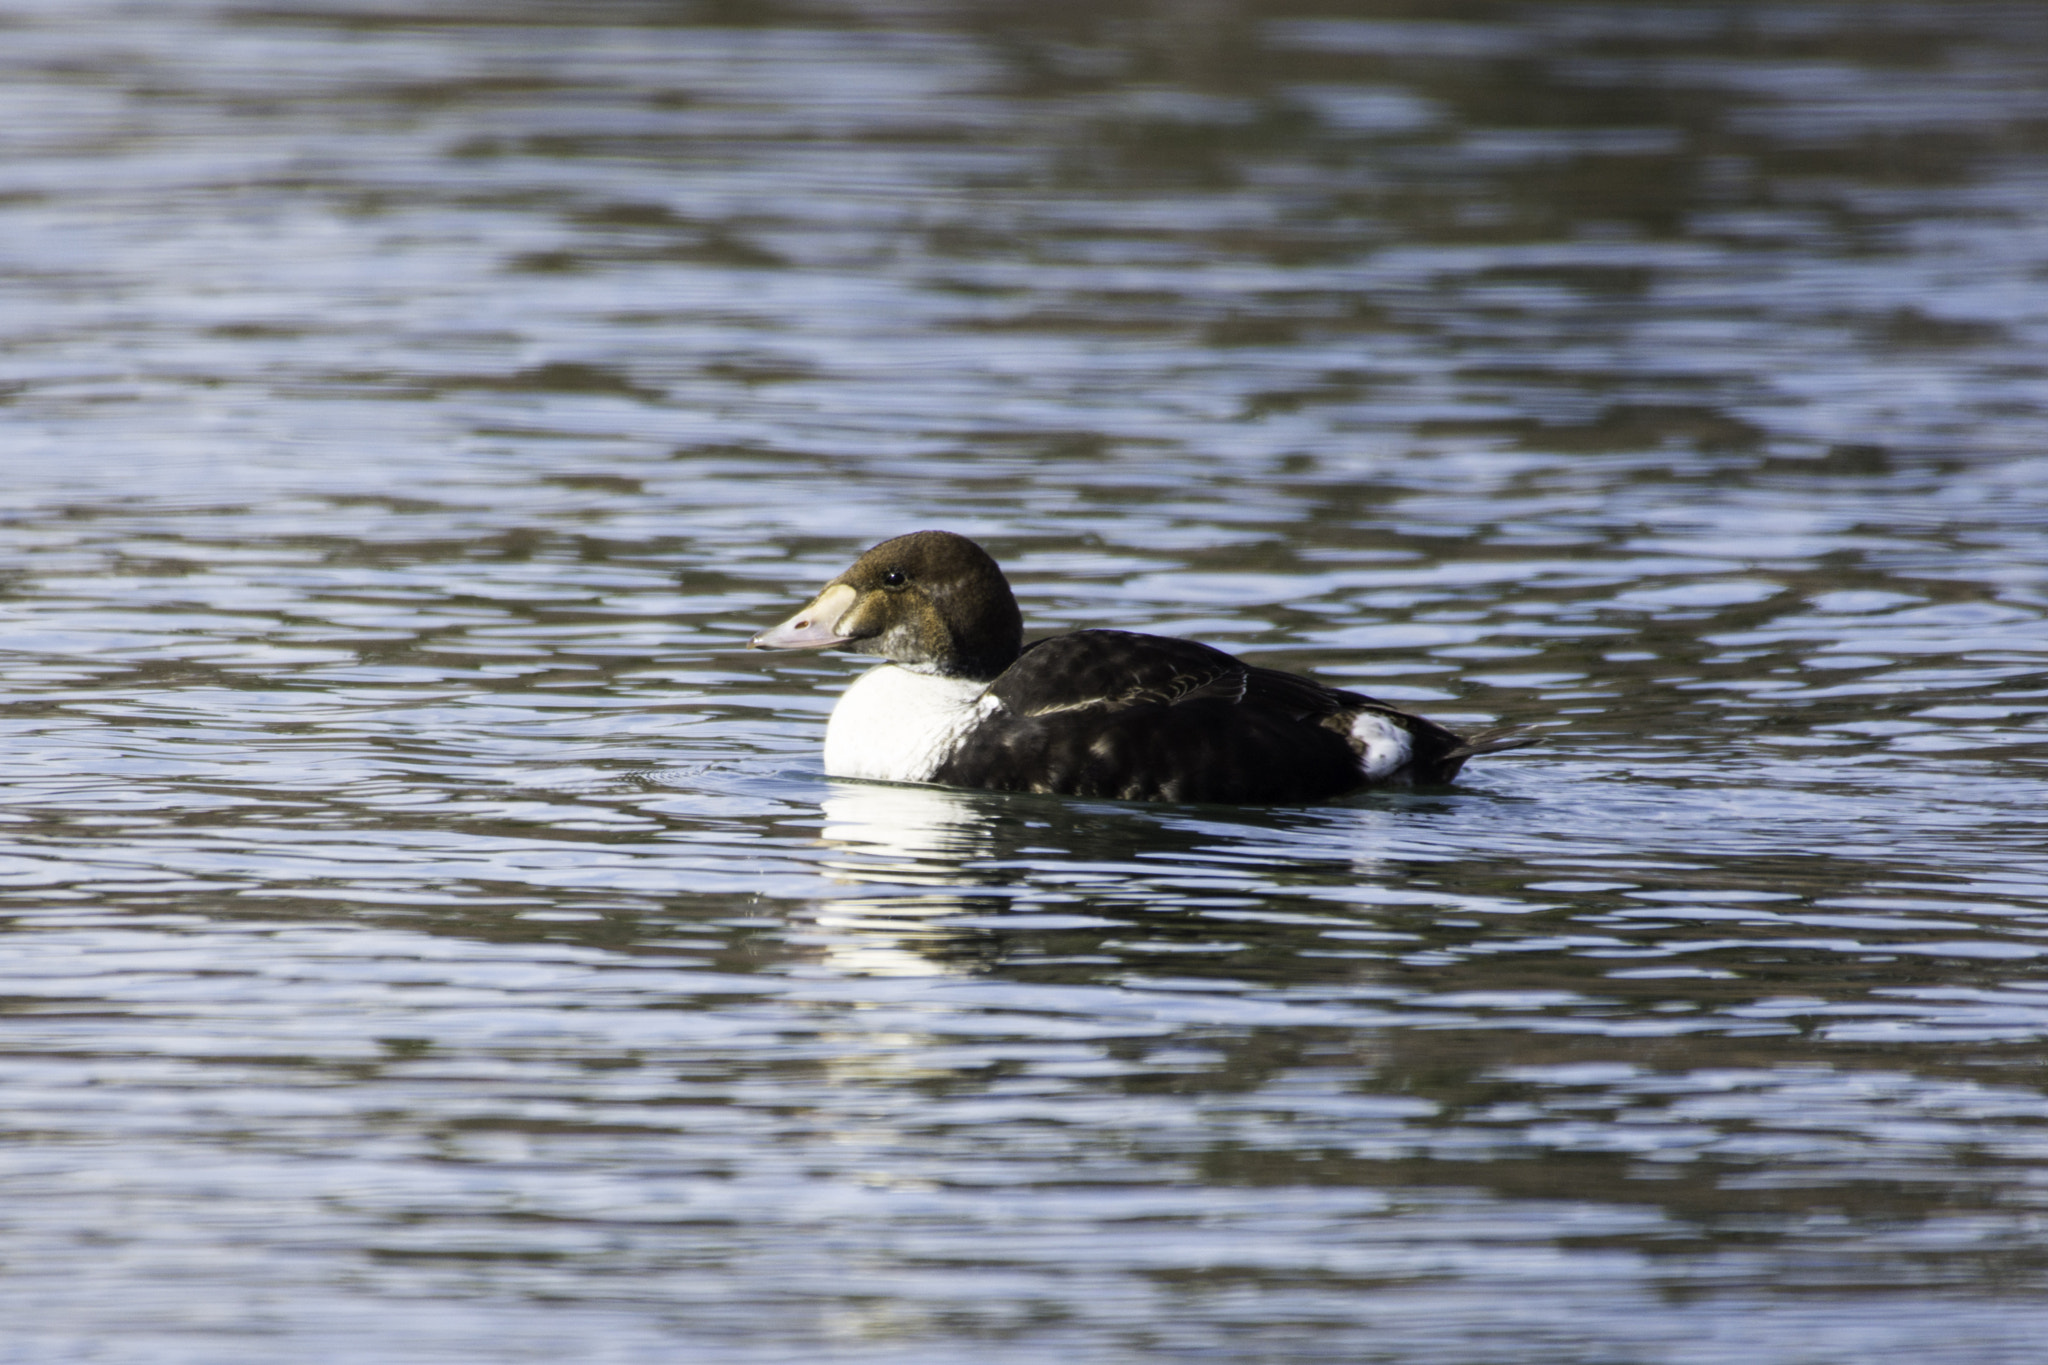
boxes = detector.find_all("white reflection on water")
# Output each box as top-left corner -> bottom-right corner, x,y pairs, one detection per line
819,781 -> 999,884
809,781 -> 1007,977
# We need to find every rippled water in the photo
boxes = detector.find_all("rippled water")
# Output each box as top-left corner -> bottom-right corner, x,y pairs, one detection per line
5,1 -> 2048,1360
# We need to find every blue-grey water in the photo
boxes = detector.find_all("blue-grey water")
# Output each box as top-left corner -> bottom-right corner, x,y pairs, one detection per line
4,1 -> 2048,1361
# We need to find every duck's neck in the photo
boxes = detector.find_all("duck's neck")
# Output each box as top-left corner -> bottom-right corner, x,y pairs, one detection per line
936,640 -> 1019,684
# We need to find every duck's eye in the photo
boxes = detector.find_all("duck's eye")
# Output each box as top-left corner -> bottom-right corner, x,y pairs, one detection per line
881,568 -> 907,590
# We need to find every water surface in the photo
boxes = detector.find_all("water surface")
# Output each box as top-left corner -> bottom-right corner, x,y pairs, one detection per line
4,1 -> 2048,1361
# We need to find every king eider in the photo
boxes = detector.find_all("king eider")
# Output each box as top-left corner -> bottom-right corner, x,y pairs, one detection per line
749,531 -> 1538,804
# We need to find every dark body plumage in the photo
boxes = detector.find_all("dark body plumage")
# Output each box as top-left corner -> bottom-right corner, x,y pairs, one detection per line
934,630 -> 1487,803
750,530 -> 1537,805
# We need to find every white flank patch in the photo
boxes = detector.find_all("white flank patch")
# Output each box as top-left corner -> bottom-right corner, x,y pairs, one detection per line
823,665 -> 989,784
1349,711 -> 1414,780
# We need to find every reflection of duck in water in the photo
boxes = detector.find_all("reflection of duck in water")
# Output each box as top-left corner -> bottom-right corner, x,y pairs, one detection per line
818,782 -> 996,884
752,531 -> 1537,804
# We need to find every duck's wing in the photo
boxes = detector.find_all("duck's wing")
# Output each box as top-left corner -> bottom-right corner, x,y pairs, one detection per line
957,629 -> 1534,800
990,628 -> 1472,734
990,630 -> 1353,718
943,631 -> 1343,801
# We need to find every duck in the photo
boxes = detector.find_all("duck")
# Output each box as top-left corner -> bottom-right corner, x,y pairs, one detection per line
749,530 -> 1537,804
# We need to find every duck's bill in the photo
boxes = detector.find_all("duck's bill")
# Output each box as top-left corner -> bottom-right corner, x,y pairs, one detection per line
749,583 -> 859,650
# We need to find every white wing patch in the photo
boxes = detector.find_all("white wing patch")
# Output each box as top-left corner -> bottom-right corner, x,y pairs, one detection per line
824,665 -> 988,783
1348,711 -> 1414,780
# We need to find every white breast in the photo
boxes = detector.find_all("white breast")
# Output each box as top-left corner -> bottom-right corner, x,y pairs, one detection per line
823,665 -> 989,784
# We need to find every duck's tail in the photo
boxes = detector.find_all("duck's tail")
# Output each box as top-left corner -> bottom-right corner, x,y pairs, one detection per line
1428,725 -> 1545,783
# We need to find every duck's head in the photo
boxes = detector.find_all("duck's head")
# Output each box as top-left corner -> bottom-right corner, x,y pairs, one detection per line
749,530 -> 1023,682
